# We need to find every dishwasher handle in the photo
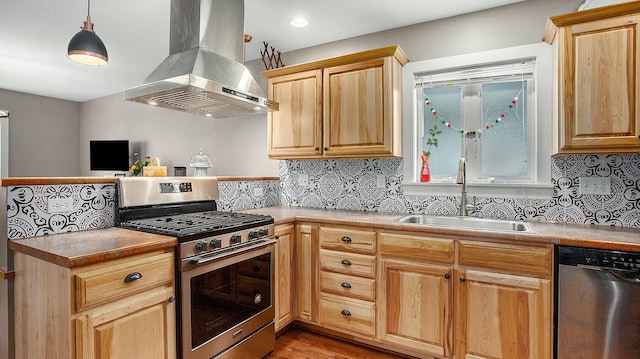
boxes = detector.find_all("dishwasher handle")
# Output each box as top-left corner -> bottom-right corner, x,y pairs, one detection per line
576,264 -> 640,284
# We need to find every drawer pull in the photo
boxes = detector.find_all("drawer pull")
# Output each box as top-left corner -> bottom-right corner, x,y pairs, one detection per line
341,282 -> 352,289
341,236 -> 352,243
340,259 -> 352,266
459,276 -> 466,282
444,273 -> 450,279
168,296 -> 176,303
124,272 -> 143,283
340,310 -> 352,317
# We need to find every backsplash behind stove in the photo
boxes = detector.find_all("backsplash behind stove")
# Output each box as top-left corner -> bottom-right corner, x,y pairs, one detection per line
5,154 -> 640,240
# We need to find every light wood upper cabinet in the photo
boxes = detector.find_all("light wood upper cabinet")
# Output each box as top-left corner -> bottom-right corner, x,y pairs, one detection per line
267,70 -> 322,158
264,45 -> 408,159
274,224 -> 295,332
544,2 -> 640,153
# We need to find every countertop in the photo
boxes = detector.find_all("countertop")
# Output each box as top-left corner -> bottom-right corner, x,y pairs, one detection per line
8,227 -> 176,268
9,206 -> 640,269
241,206 -> 640,252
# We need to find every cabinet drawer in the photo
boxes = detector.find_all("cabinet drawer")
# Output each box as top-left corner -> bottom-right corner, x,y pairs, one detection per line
320,249 -> 376,278
379,232 -> 454,263
75,252 -> 174,312
319,226 -> 376,254
319,293 -> 375,338
458,240 -> 552,277
320,271 -> 375,301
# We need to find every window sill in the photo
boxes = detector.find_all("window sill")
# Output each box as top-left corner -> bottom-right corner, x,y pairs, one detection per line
401,181 -> 553,200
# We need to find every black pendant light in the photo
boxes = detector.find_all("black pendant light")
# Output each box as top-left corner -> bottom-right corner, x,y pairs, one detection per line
67,0 -> 108,66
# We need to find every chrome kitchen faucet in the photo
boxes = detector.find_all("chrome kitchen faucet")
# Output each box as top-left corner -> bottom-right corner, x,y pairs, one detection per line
456,158 -> 477,216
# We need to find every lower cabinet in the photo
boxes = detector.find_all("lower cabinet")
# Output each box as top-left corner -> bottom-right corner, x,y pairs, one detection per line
274,224 -> 295,331
378,232 -> 455,357
294,223 -> 318,323
13,249 -> 176,359
379,257 -> 453,357
318,225 -> 378,339
76,286 -> 176,359
455,240 -> 553,359
455,269 -> 551,359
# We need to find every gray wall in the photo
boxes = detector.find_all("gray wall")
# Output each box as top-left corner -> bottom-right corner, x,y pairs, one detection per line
2,0 -> 583,177
0,89 -> 80,177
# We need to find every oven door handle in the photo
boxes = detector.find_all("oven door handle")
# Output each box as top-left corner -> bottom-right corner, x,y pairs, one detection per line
185,236 -> 277,267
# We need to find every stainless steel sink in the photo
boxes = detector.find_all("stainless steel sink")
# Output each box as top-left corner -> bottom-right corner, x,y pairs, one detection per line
397,215 -> 533,233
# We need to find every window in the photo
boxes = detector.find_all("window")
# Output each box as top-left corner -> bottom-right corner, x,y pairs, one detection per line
418,60 -> 535,182
401,43 -> 553,198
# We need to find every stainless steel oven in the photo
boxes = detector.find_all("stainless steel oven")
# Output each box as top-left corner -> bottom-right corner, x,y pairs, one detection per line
116,177 -> 276,359
181,240 -> 275,359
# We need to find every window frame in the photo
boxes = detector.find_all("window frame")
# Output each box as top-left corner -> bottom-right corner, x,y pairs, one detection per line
401,43 -> 553,199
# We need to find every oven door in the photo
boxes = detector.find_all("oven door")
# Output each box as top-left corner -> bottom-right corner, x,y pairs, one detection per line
180,243 -> 275,359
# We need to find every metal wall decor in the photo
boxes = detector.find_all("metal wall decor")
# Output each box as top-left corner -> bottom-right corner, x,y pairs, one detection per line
260,42 -> 285,70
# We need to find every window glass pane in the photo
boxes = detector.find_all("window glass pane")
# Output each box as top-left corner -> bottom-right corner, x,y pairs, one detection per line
481,81 -> 528,178
422,86 -> 461,177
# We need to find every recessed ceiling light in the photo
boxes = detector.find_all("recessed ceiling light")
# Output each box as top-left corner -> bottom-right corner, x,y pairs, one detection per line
147,100 -> 158,106
205,113 -> 213,117
290,18 -> 309,28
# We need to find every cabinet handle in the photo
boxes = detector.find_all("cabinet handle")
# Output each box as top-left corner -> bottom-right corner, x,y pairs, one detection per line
124,272 -> 143,283
324,147 -> 329,151
341,236 -> 352,243
168,296 -> 176,303
341,259 -> 352,266
444,273 -> 450,279
459,276 -> 466,282
341,310 -> 352,317
341,282 -> 352,289
315,147 -> 320,151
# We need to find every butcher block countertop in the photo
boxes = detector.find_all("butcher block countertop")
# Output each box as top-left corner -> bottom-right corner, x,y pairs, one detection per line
8,227 -> 176,268
241,206 -> 640,252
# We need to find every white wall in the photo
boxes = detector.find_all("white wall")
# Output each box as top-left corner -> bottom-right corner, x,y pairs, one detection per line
79,93 -> 278,176
0,89 -> 80,177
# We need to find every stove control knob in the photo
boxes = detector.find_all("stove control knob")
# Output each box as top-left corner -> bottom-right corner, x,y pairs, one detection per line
195,241 -> 208,251
259,228 -> 269,237
209,238 -> 221,249
230,234 -> 242,245
248,230 -> 259,239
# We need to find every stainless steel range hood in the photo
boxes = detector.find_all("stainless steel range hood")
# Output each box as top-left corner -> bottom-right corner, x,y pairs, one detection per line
124,0 -> 278,118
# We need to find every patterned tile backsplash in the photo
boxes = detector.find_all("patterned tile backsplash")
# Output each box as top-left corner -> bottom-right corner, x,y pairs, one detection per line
6,184 -> 117,240
278,154 -> 640,227
5,154 -> 640,239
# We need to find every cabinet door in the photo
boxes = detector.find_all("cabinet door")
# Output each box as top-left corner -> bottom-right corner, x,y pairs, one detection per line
76,287 -> 176,359
558,13 -> 640,152
294,224 -> 318,323
268,70 -> 323,158
274,224 -> 295,331
455,270 -> 551,359
379,257 -> 453,357
323,58 -> 397,157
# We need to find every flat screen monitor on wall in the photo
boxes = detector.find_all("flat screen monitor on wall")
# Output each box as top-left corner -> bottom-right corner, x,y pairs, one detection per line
90,140 -> 130,171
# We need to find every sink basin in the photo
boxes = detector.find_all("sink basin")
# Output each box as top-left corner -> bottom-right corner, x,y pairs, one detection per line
397,215 -> 533,233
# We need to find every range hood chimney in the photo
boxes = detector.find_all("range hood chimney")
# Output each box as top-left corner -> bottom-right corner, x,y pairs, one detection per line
124,0 -> 278,118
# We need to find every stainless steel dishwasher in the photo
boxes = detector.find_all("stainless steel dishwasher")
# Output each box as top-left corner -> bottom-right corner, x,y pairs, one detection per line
556,246 -> 640,358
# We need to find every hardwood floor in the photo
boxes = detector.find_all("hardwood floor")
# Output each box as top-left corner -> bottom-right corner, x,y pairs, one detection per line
269,327 -> 408,359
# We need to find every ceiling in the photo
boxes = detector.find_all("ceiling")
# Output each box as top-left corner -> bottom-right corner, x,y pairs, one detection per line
0,0 -> 525,103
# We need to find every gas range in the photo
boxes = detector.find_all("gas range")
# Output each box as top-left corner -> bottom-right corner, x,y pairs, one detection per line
116,176 -> 277,359
115,176 -> 275,271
